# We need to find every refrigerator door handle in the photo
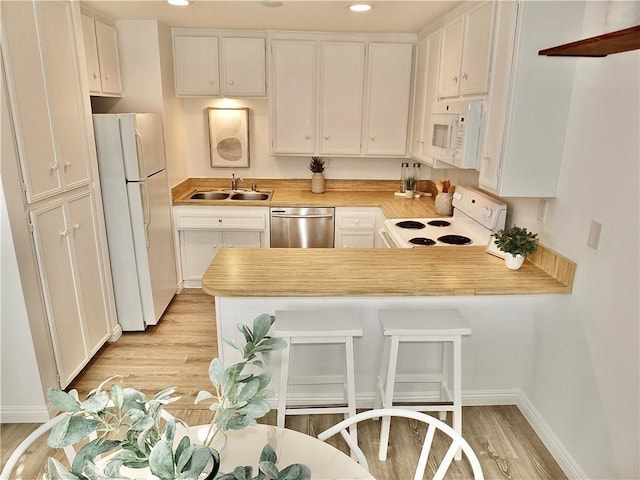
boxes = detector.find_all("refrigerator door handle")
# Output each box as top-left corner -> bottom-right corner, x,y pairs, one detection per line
135,130 -> 148,180
140,182 -> 151,248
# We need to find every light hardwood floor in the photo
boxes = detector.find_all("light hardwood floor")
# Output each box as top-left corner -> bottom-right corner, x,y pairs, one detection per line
1,289 -> 566,479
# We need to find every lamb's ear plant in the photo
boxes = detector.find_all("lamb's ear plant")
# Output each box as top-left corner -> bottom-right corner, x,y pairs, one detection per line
45,314 -> 310,480
215,444 -> 311,480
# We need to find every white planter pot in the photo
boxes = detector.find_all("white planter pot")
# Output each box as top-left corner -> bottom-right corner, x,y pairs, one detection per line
504,253 -> 525,270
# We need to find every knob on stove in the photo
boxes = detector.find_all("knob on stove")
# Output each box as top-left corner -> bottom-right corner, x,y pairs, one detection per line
482,207 -> 493,218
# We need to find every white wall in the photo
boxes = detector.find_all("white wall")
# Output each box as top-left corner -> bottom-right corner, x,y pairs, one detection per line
511,3 -> 639,478
0,183 -> 48,422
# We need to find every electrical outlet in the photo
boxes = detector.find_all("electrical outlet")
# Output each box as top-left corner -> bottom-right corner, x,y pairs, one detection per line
537,199 -> 548,223
324,158 -> 332,168
588,220 -> 602,250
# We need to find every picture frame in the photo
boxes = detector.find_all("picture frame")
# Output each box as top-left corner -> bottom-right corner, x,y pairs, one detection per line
208,107 -> 250,168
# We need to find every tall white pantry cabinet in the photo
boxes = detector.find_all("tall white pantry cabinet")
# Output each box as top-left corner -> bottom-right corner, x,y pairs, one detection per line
1,1 -> 116,388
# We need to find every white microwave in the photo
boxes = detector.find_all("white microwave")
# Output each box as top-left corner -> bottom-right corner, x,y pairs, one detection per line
430,100 -> 483,169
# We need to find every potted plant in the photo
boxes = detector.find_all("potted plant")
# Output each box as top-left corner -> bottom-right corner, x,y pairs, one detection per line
404,176 -> 416,198
309,157 -> 325,194
45,314 -> 311,480
492,225 -> 539,270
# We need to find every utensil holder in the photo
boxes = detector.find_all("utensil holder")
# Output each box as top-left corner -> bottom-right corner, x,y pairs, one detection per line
435,193 -> 453,216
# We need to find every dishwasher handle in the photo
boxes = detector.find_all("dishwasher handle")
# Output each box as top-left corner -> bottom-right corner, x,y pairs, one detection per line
271,212 -> 334,219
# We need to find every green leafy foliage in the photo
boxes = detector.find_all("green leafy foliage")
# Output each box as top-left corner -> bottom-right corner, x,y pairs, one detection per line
44,314 -> 303,480
493,225 -> 540,256
308,157 -> 325,173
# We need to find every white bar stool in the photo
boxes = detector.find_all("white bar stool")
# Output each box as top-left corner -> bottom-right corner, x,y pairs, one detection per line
375,309 -> 471,461
273,310 -> 363,444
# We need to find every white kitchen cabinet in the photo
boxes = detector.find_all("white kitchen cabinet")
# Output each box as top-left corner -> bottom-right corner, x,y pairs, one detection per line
173,32 -> 266,97
409,30 -> 449,168
335,207 -> 385,248
81,15 -> 122,96
173,206 -> 268,288
479,1 -> 585,197
319,41 -> 365,155
361,43 -> 414,156
220,37 -> 266,96
438,2 -> 495,98
270,39 -> 317,154
2,0 -> 91,204
30,192 -> 111,388
173,35 -> 220,96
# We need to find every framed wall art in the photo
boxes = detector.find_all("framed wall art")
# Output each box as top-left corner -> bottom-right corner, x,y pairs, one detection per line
208,107 -> 250,167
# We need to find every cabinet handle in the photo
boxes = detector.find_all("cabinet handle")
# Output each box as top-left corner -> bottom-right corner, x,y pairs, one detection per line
324,135 -> 330,140
64,161 -> 72,170
49,162 -> 58,171
462,73 -> 468,81
355,219 -> 360,224
370,136 -> 375,141
305,134 -> 311,140
209,79 -> 215,85
60,229 -> 68,238
218,218 -> 223,223
213,244 -> 218,248
93,73 -> 98,79
105,75 -> 110,81
453,75 -> 458,83
228,80 -> 234,86
73,223 -> 80,232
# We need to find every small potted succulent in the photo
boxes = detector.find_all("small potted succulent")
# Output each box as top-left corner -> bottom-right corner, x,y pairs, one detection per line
492,225 -> 539,270
309,157 -> 325,194
404,176 -> 416,198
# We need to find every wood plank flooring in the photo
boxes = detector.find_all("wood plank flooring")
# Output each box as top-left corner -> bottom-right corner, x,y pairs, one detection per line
1,289 -> 566,479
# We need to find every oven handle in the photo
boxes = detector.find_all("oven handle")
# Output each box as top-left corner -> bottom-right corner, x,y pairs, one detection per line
378,228 -> 397,248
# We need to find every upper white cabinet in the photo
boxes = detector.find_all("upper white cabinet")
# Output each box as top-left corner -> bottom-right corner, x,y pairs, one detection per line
2,0 -> 92,203
319,42 -> 365,155
81,15 -> 122,96
270,34 -> 414,157
220,37 -> 266,96
173,30 -> 266,97
271,39 -> 317,154
362,43 -> 414,156
479,1 -> 586,197
438,2 -> 495,98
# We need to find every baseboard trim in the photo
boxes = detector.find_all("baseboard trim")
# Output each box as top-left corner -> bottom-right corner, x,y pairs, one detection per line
517,393 -> 587,480
108,324 -> 123,343
0,405 -> 50,423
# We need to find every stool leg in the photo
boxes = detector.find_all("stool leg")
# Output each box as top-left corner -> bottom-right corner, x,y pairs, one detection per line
375,335 -> 392,411
277,338 -> 291,428
379,335 -> 400,461
438,341 -> 448,421
453,336 -> 463,461
344,336 -> 358,448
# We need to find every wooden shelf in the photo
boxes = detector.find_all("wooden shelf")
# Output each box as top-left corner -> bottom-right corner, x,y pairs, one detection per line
539,25 -> 640,57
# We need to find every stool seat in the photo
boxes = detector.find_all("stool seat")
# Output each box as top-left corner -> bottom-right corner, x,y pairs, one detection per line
376,308 -> 471,462
274,310 -> 363,448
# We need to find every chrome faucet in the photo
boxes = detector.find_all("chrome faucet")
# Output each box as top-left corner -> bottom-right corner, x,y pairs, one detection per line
231,173 -> 244,190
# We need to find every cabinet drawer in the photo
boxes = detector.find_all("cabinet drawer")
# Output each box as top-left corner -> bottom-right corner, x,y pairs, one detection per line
173,207 -> 268,230
337,213 -> 376,229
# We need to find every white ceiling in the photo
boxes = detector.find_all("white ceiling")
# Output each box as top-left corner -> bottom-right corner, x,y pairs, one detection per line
81,0 -> 464,33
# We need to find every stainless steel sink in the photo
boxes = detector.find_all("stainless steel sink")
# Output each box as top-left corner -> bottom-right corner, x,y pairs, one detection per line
230,192 -> 271,201
189,191 -> 230,200
188,189 -> 272,201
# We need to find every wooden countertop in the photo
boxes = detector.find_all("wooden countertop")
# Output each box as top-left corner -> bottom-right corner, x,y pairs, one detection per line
202,247 -> 573,298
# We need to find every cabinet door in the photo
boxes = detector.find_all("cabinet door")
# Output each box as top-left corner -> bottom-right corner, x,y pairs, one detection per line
179,230 -> 223,285
67,193 -> 110,353
30,202 -> 87,388
362,43 -> 413,156
271,40 -> 316,154
174,35 -> 220,96
81,15 -> 101,94
221,37 -> 265,96
2,0 -> 90,202
95,20 -> 122,96
460,2 -> 494,95
438,16 -> 464,98
409,37 -> 428,160
319,41 -> 365,155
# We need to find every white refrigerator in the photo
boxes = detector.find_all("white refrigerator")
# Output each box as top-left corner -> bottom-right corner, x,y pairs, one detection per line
93,113 -> 177,331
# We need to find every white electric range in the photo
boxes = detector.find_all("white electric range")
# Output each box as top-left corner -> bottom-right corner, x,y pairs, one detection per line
380,186 -> 507,248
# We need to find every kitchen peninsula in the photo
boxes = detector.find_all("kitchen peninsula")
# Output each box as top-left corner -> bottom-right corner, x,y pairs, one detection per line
197,184 -> 575,408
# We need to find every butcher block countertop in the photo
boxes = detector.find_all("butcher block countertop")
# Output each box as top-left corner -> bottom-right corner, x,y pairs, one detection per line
173,178 -> 576,297
202,247 -> 575,297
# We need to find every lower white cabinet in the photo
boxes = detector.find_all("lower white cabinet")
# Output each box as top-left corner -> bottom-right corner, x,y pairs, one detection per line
173,206 -> 268,288
335,207 -> 385,248
29,191 -> 111,388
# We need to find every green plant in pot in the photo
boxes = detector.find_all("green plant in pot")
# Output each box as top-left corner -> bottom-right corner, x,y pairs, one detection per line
309,157 -> 325,194
45,314 -> 311,480
493,225 -> 539,270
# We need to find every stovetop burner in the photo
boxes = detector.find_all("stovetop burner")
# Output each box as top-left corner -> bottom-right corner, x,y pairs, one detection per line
427,220 -> 451,227
438,234 -> 472,245
395,220 -> 425,229
409,237 -> 436,246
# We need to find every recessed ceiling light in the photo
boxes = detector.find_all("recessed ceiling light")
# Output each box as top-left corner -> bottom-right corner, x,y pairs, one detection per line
168,0 -> 190,6
349,4 -> 372,12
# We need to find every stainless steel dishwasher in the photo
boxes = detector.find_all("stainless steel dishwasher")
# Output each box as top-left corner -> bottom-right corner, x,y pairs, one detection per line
270,207 -> 335,248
